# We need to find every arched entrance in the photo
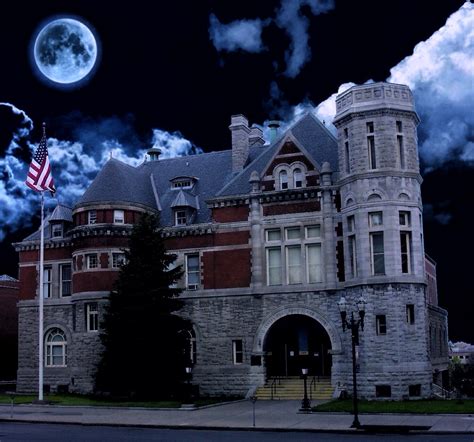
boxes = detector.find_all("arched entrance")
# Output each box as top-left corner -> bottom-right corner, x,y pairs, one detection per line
263,315 -> 331,378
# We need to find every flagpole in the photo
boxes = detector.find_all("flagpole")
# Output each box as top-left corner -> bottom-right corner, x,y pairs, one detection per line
38,190 -> 44,401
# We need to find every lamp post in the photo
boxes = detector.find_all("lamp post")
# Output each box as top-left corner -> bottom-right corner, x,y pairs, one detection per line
300,368 -> 311,412
337,296 -> 366,429
185,366 -> 192,404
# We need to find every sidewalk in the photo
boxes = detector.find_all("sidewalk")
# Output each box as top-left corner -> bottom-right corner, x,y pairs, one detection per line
0,400 -> 473,434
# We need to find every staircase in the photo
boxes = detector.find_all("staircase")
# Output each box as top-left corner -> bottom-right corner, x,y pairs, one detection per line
255,376 -> 334,400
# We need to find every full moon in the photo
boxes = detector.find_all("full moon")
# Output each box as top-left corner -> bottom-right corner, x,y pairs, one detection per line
33,18 -> 98,85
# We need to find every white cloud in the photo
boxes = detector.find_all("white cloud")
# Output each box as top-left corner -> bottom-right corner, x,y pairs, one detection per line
209,14 -> 266,53
151,128 -> 203,159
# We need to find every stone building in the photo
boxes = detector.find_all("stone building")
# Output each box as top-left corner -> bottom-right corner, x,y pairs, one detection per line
0,275 -> 19,381
15,82 -> 449,399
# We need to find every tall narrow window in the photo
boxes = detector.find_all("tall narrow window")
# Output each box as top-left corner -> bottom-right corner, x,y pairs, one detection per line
399,211 -> 411,227
43,267 -> 52,298
400,231 -> 412,274
186,254 -> 200,290
366,122 -> 374,134
267,248 -> 282,285
60,264 -> 72,297
345,141 -> 350,174
114,210 -> 124,224
376,315 -> 387,335
406,304 -> 415,325
86,303 -> 99,332
232,339 -> 243,364
348,235 -> 357,278
370,232 -> 385,275
88,210 -> 97,225
279,170 -> 288,190
293,168 -> 303,188
306,244 -> 322,283
45,328 -> 67,367
368,136 -> 376,169
347,215 -> 355,233
397,135 -> 405,169
286,246 -> 302,284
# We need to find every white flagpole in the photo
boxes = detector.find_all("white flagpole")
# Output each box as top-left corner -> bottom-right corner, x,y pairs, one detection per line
38,190 -> 44,401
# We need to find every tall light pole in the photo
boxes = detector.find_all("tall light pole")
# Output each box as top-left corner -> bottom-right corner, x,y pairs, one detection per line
337,296 -> 366,429
185,366 -> 192,404
300,368 -> 311,412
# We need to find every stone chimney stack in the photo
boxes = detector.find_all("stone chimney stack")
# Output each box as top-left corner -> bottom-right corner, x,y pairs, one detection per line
249,125 -> 265,147
229,114 -> 250,173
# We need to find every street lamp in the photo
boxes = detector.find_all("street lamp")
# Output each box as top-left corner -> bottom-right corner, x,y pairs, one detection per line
185,366 -> 192,403
337,296 -> 366,429
300,367 -> 311,412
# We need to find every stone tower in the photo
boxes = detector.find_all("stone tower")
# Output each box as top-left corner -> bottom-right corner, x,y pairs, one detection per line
333,82 -> 431,399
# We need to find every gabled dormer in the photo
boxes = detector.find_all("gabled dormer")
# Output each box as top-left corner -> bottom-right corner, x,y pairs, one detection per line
170,176 -> 198,190
170,189 -> 199,226
49,204 -> 73,239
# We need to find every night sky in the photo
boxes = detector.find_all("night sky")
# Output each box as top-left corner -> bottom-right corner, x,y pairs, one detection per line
0,1 -> 472,342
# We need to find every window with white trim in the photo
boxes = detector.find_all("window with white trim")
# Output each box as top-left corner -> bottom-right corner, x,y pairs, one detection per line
186,254 -> 200,290
370,232 -> 385,275
112,253 -> 126,268
45,328 -> 67,367
279,170 -> 288,190
306,244 -> 322,283
369,211 -> 383,227
60,264 -> 72,297
87,254 -> 98,269
114,210 -> 124,224
175,210 -> 187,226
86,302 -> 99,332
43,267 -> 52,298
52,223 -> 63,238
232,339 -> 243,364
88,210 -> 97,224
293,168 -> 303,188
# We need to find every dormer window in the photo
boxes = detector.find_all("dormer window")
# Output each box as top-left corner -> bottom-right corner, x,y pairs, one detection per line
88,210 -> 97,225
175,210 -> 187,226
52,224 -> 63,238
279,170 -> 288,190
293,168 -> 303,188
114,210 -> 124,224
170,176 -> 196,190
173,180 -> 192,189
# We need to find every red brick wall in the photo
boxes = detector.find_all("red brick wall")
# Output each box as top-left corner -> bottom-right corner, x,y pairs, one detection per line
0,281 -> 19,334
18,266 -> 37,300
19,247 -> 72,263
212,206 -> 249,223
100,253 -> 109,269
74,236 -> 130,249
164,231 -> 249,251
263,201 -> 320,216
73,271 -> 118,293
202,249 -> 251,289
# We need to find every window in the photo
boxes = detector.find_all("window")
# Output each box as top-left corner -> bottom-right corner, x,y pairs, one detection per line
345,141 -> 350,174
368,136 -> 376,169
307,244 -> 322,283
186,254 -> 200,290
279,170 -> 288,190
406,304 -> 415,325
87,254 -> 98,269
370,233 -> 385,275
45,328 -> 67,367
409,384 -> 421,397
88,210 -> 97,224
397,135 -> 405,169
60,264 -> 72,297
43,267 -> 52,298
114,210 -> 124,224
52,224 -> 63,238
232,339 -> 243,364
348,235 -> 357,278
266,229 -> 281,241
286,246 -> 302,284
172,180 -> 192,189
86,303 -> 99,332
286,227 -> 301,240
267,248 -> 282,285
396,120 -> 403,133
375,385 -> 391,398
376,315 -> 387,335
175,210 -> 187,226
112,253 -> 126,268
366,122 -> 374,134
347,216 -> 355,233
306,225 -> 321,238
344,127 -> 349,138
293,168 -> 303,188
400,232 -> 412,274
369,211 -> 383,227
399,211 -> 411,226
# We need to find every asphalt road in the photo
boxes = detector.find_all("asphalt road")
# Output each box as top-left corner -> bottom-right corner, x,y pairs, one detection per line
0,423 -> 472,442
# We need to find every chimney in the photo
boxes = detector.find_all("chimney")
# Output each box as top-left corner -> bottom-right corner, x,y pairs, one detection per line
147,147 -> 161,161
249,125 -> 265,147
268,120 -> 280,143
229,114 -> 250,173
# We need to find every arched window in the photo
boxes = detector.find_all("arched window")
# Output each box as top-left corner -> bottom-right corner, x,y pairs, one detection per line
279,170 -> 288,190
45,328 -> 67,367
293,168 -> 303,188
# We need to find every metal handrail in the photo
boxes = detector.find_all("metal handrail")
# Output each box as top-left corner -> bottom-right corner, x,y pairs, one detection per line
432,383 -> 453,399
270,378 -> 278,400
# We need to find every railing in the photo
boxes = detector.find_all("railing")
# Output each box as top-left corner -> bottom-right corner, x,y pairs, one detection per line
432,383 -> 453,399
270,377 -> 281,400
309,376 -> 319,400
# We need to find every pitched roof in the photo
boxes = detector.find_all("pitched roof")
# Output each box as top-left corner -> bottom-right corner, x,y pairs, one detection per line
0,275 -> 18,282
49,204 -> 73,222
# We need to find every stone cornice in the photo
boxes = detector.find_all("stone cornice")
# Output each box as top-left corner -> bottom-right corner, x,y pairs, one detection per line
337,169 -> 423,186
14,238 -> 72,252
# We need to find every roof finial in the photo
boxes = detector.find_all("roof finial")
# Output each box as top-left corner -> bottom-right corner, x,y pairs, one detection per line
42,122 -> 46,137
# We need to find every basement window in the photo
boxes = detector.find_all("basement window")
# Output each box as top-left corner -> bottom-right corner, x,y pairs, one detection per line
409,384 -> 421,397
375,385 -> 391,398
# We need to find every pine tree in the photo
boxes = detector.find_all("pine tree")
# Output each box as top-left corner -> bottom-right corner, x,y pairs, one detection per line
95,213 -> 191,398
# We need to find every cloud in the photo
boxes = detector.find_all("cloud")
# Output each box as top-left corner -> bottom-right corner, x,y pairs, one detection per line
209,14 -> 266,53
0,106 -> 202,240
275,0 -> 334,78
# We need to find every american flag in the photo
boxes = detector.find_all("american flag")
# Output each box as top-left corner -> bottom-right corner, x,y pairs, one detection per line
25,123 -> 56,194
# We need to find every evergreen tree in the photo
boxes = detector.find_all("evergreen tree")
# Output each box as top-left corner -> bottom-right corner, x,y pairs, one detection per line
95,213 -> 191,398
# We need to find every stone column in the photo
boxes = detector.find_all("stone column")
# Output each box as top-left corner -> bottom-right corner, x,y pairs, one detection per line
249,171 -> 263,288
321,162 -> 337,287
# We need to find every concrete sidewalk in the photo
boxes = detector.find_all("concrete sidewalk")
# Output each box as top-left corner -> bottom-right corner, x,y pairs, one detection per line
0,400 -> 473,434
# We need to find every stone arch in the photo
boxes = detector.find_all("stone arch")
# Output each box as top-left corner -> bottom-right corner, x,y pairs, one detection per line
253,306 -> 343,355
398,190 -> 412,200
365,188 -> 385,201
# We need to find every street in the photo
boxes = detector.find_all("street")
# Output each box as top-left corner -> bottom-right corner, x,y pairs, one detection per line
0,423 -> 472,442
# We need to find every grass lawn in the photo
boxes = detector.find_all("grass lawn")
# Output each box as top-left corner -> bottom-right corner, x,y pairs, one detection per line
313,398 -> 474,414
0,393 -> 238,408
